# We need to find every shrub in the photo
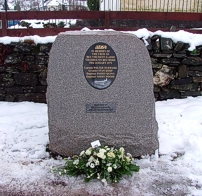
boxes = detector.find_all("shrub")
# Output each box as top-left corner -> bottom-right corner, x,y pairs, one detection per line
87,0 -> 100,11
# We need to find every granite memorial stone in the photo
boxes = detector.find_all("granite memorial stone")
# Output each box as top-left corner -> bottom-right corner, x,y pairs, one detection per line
47,31 -> 158,157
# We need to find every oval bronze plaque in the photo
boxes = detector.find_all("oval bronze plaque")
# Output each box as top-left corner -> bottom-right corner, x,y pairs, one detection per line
83,42 -> 118,90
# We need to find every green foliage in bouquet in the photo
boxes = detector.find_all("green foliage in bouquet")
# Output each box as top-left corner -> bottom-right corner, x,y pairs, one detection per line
52,146 -> 140,183
87,0 -> 100,11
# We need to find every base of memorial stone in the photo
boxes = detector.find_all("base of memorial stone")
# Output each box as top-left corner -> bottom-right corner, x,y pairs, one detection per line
47,31 -> 159,158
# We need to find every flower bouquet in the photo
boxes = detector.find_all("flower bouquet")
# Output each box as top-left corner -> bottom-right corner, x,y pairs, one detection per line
52,146 -> 140,183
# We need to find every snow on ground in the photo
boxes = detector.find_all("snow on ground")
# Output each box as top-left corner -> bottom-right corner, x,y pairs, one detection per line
0,97 -> 202,195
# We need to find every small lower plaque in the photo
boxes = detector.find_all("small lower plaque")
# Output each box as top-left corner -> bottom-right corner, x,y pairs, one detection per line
86,102 -> 116,113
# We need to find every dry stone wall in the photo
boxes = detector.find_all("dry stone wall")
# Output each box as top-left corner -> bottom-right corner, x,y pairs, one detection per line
0,36 -> 202,103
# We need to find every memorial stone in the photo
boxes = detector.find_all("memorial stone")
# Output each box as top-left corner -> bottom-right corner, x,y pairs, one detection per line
47,31 -> 158,157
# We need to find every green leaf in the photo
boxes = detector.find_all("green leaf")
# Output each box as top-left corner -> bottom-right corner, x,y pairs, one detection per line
129,164 -> 140,172
125,170 -> 132,176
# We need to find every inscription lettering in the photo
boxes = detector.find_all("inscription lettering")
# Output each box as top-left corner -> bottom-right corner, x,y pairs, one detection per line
86,102 -> 116,113
83,42 -> 118,89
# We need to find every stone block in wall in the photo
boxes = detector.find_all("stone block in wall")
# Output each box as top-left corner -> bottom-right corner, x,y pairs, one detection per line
0,95 -> 5,101
153,65 -> 174,87
39,69 -> 47,85
189,66 -> 202,71
17,64 -> 46,73
39,43 -> 52,53
5,54 -> 23,64
5,87 -> 23,95
151,35 -> 160,51
159,88 -> 181,100
154,86 -> 161,93
16,93 -> 46,103
188,71 -> 202,77
152,53 -> 172,58
0,66 -> 5,73
174,41 -> 186,51
30,64 -> 46,72
0,88 -> 5,96
0,79 -> 15,87
5,95 -> 15,102
0,43 -> 3,52
160,58 -> 180,65
23,86 -> 47,93
171,78 -> 193,85
22,55 -> 35,64
182,57 -> 202,66
152,63 -> 163,69
171,83 -> 198,91
14,73 -> 38,86
181,91 -> 202,97
5,65 -> 19,74
188,51 -> 201,57
193,77 -> 202,83
0,73 -> 11,81
35,55 -> 49,65
178,65 -> 188,78
14,42 -> 35,53
160,37 -> 173,51
173,54 -> 187,58
146,38 -> 152,51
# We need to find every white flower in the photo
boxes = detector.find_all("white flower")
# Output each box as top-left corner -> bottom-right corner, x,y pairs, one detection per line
59,172 -> 62,175
88,156 -> 95,162
107,151 -> 115,158
95,159 -> 99,165
101,178 -> 106,183
113,164 -> 117,169
86,162 -> 90,167
90,163 -> 95,168
119,147 -> 125,154
106,163 -> 111,166
99,148 -> 107,153
97,152 -> 106,159
119,147 -> 125,160
73,159 -> 79,165
127,153 -> 132,158
85,148 -> 92,155
80,150 -> 85,156
64,169 -> 67,173
107,167 -> 112,172
126,156 -> 131,162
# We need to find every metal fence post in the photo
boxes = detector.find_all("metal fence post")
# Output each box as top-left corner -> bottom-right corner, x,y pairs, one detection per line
105,11 -> 110,29
1,12 -> 7,36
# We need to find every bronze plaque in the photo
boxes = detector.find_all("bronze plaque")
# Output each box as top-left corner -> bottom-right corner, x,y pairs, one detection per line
83,42 -> 118,90
86,102 -> 116,113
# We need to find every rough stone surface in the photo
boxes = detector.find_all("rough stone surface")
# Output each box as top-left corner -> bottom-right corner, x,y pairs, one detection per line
174,41 -> 186,51
178,65 -> 188,78
153,65 -> 174,87
47,31 -> 158,157
171,78 -> 193,85
171,83 -> 198,91
182,57 -> 202,66
14,73 -> 38,86
159,88 -> 181,100
160,37 -> 173,51
160,58 -> 180,65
